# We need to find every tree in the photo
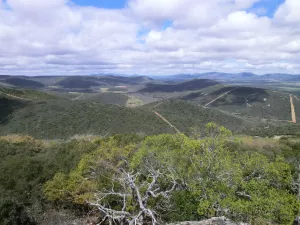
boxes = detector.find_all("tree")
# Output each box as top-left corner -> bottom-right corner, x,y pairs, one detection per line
88,167 -> 177,225
44,126 -> 300,225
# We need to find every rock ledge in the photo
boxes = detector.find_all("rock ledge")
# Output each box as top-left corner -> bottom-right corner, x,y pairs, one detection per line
167,217 -> 248,225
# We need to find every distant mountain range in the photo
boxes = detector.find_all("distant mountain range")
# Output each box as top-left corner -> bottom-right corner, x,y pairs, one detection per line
1,72 -> 300,85
148,72 -> 300,82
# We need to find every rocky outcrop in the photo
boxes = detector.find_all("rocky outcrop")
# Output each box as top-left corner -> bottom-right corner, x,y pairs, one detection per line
294,217 -> 300,225
167,217 -> 248,225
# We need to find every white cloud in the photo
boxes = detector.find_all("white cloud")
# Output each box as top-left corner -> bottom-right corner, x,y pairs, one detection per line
0,0 -> 299,75
234,0 -> 261,9
6,0 -> 67,11
275,0 -> 300,24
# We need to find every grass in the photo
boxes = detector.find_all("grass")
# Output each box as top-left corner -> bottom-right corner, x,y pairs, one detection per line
126,95 -> 144,107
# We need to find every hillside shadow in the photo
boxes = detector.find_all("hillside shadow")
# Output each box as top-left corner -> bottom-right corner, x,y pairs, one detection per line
211,87 -> 270,107
139,79 -> 219,93
5,78 -> 45,89
0,97 -> 26,125
180,87 -> 270,107
181,92 -> 205,100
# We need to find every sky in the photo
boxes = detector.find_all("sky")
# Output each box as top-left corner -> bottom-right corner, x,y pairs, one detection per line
0,0 -> 299,75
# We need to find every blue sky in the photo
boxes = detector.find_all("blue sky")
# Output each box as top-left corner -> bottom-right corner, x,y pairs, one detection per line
249,0 -> 285,17
72,0 -> 127,9
0,0 -> 299,75
72,0 -> 286,17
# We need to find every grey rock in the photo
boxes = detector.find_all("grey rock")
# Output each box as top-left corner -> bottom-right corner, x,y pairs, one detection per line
167,217 -> 248,225
294,216 -> 300,225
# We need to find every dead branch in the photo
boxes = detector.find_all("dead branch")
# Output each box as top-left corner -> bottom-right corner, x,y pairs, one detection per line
88,167 -> 177,225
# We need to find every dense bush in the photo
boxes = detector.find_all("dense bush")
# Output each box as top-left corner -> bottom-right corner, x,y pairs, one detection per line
0,136 -> 98,224
44,126 -> 300,225
2,130 -> 300,224
0,99 -> 174,139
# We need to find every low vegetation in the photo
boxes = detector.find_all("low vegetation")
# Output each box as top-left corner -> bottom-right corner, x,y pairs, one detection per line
181,86 -> 293,121
0,99 -> 174,139
80,92 -> 129,106
0,135 -> 99,224
2,126 -> 300,224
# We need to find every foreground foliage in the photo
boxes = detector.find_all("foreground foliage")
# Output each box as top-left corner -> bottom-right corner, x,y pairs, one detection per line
44,125 -> 300,225
0,135 -> 99,224
1,128 -> 300,224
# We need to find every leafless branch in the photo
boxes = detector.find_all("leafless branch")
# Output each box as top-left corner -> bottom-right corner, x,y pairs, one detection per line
88,167 -> 177,225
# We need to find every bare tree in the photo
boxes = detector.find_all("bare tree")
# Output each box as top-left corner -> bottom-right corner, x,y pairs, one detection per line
88,167 -> 177,225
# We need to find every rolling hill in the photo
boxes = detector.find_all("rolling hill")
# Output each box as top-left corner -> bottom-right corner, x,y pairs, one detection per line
143,99 -> 300,137
0,95 -> 26,124
153,72 -> 300,82
143,99 -> 251,133
55,76 -> 101,88
1,76 -> 300,139
54,75 -> 154,89
78,92 -> 129,106
139,79 -> 220,93
3,77 -> 45,88
179,86 -> 295,121
0,87 -> 59,100
0,97 -> 175,139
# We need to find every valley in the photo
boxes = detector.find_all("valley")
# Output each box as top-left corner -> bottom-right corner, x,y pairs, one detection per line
0,74 -> 300,139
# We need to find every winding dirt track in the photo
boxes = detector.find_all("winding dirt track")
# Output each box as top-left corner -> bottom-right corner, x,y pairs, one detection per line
153,101 -> 163,108
153,111 -> 181,133
290,94 -> 297,123
72,94 -> 84,100
2,93 -> 31,101
204,87 -> 239,107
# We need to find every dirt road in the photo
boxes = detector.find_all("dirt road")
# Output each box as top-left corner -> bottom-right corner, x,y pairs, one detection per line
153,111 -> 181,133
153,101 -> 163,108
204,87 -> 239,107
72,94 -> 84,100
290,94 -> 297,123
2,93 -> 31,101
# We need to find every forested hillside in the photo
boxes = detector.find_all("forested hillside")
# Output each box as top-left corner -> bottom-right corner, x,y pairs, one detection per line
0,87 -> 59,100
4,78 -> 45,89
180,87 -> 294,121
0,100 -> 175,139
139,79 -> 220,93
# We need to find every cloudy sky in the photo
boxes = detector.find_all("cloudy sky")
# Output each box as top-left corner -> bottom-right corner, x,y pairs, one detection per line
0,0 -> 299,75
